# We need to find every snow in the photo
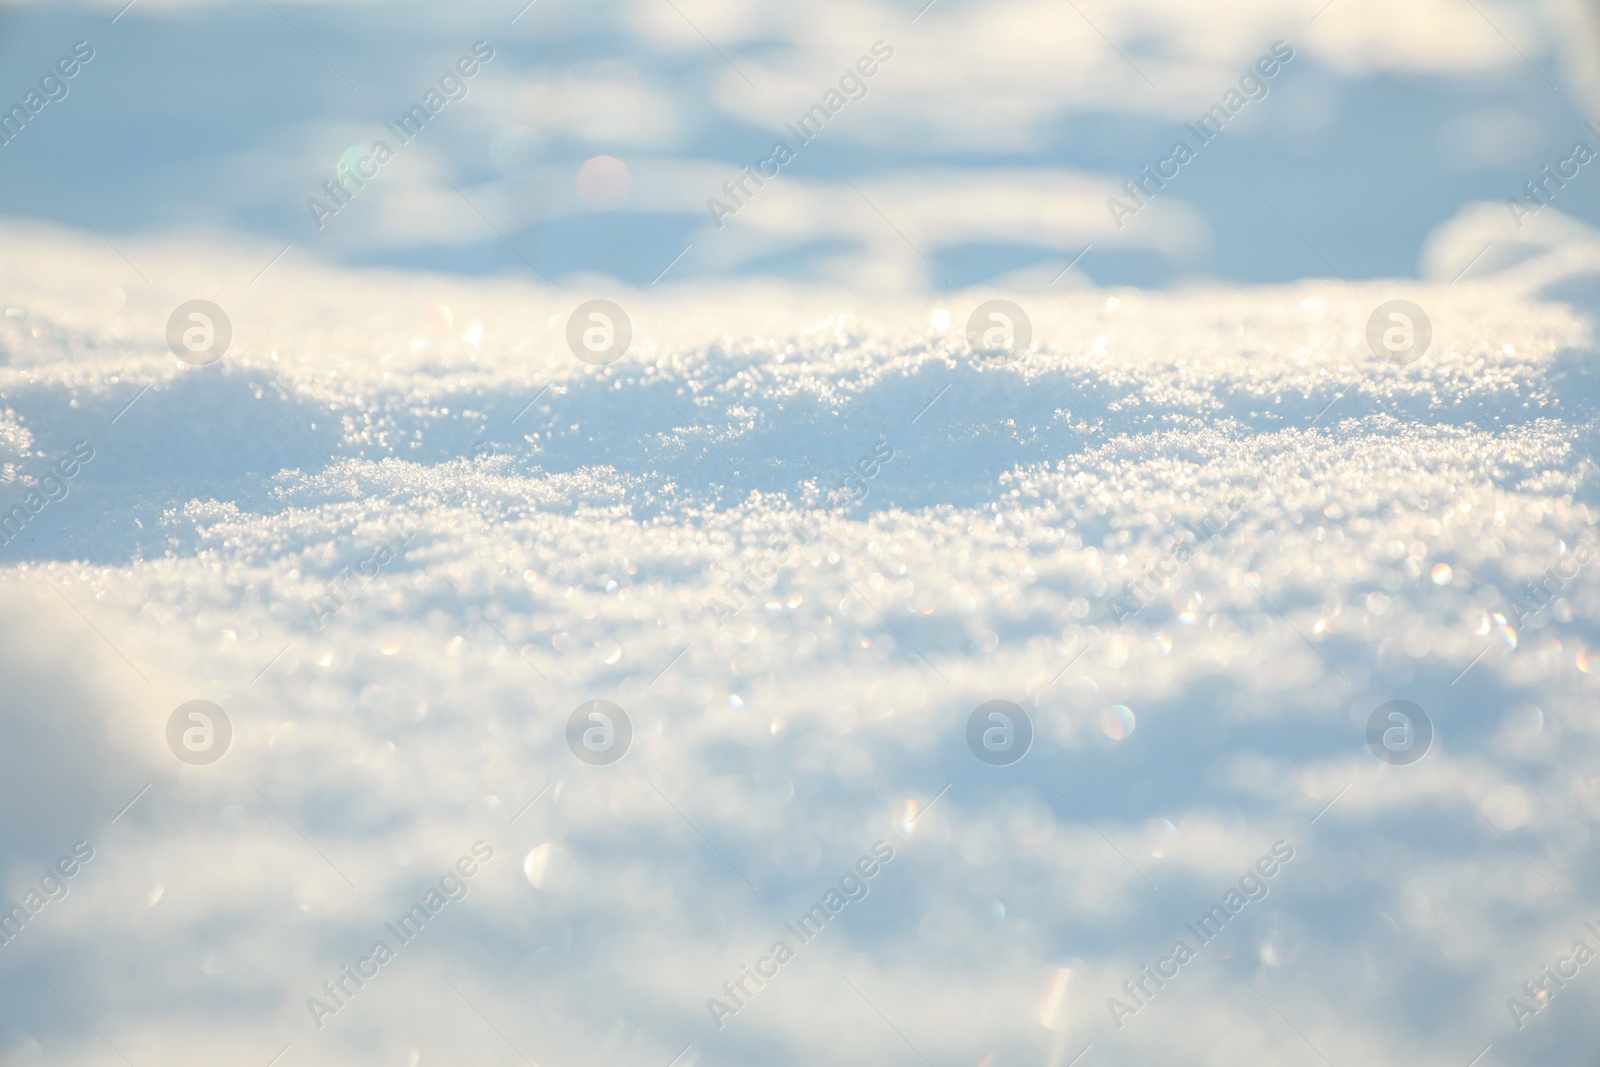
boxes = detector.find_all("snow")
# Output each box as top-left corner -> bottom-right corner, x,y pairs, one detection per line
1,209 -> 1600,1066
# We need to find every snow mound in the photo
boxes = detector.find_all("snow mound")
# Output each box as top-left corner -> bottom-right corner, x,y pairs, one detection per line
1,216 -> 1598,1066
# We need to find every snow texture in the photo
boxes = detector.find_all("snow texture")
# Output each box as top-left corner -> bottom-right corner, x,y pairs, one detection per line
1,208 -> 1599,1066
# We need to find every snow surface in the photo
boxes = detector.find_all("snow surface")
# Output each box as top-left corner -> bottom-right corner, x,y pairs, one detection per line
2,208 -> 1600,1066
5,0 -> 1600,287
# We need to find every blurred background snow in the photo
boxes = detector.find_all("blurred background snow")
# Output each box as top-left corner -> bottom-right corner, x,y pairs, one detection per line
1,1 -> 1600,1066
0,0 -> 1597,287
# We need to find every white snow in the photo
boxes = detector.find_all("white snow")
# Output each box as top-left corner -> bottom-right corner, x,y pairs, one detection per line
1,208 -> 1599,1066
